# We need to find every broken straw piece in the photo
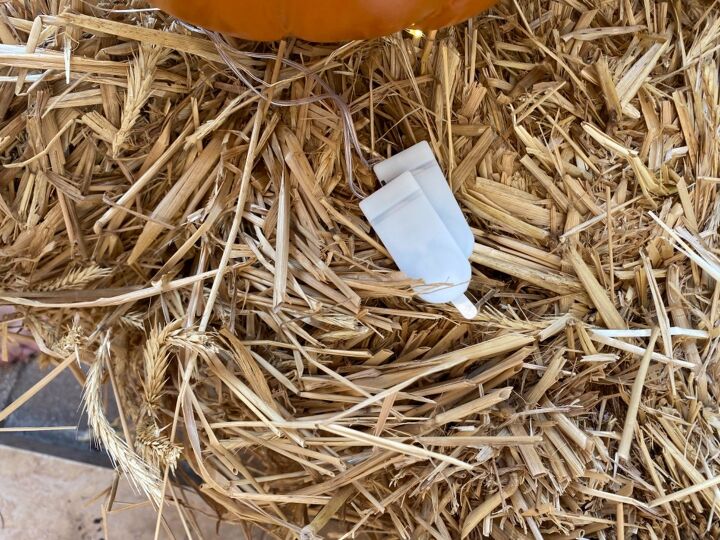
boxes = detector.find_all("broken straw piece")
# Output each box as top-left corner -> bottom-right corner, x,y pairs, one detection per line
359,170 -> 477,319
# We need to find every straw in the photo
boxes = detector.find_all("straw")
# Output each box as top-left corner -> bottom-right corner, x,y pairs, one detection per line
2,0 -> 720,537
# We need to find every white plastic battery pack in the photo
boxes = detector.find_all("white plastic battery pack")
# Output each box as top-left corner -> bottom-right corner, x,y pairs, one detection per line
360,143 -> 477,319
373,141 -> 474,258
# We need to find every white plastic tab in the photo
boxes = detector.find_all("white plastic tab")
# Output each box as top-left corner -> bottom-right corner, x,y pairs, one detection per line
452,295 -> 478,320
360,163 -> 476,319
373,141 -> 474,257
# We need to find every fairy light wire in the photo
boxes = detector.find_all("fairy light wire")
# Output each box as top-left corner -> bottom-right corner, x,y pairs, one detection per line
179,22 -> 370,198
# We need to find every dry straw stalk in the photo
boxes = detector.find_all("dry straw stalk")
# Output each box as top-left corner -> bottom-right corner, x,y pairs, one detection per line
1,0 -> 720,538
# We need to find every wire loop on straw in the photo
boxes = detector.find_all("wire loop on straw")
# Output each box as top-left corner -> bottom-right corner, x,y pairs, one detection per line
184,24 -> 371,199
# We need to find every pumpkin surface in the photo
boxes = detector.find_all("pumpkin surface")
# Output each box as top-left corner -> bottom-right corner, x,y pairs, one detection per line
150,0 -> 497,42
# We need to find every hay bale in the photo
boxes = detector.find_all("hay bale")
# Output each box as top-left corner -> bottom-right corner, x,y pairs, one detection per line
1,0 -> 720,538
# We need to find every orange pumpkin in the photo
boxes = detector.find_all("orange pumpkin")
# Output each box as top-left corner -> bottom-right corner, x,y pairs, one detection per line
150,0 -> 497,42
